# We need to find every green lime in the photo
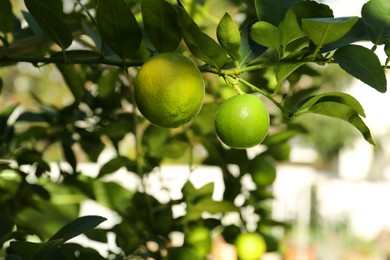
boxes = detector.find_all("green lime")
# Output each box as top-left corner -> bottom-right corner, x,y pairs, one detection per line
235,232 -> 267,260
249,155 -> 276,187
184,226 -> 212,258
215,94 -> 269,149
135,52 -> 205,128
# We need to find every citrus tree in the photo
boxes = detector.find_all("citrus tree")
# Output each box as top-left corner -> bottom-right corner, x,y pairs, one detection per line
0,0 -> 389,259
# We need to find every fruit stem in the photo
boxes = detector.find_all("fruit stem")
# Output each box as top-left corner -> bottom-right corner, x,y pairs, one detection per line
238,78 -> 294,117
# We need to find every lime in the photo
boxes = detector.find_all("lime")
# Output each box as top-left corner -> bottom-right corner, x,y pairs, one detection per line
215,94 -> 269,149
235,232 -> 267,260
249,155 -> 276,187
135,52 -> 205,128
184,226 -> 212,258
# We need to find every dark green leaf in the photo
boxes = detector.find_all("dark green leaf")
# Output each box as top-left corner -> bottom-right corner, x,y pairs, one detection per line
49,215 -> 107,242
22,11 -> 47,42
52,50 -> 102,64
96,0 -> 141,59
61,143 -> 77,172
56,64 -> 85,103
0,105 -> 17,132
292,1 -> 333,23
217,12 -> 241,61
0,214 -> 13,245
251,21 -> 281,49
239,21 -> 267,67
334,45 -> 386,93
361,0 -> 390,45
302,17 -> 358,47
141,0 -> 181,52
254,0 -> 300,26
274,63 -> 303,86
0,0 -> 13,34
98,156 -> 135,177
24,0 -> 73,49
177,6 -> 228,70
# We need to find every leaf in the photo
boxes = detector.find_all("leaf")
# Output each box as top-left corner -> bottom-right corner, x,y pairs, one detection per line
177,5 -> 228,70
251,21 -> 281,49
217,12 -> 241,62
49,215 -> 107,242
96,0 -> 141,59
56,64 -> 85,103
361,0 -> 390,45
98,156 -> 135,178
320,18 -> 370,52
182,181 -> 214,203
292,1 -> 334,23
295,92 -> 374,145
274,63 -> 303,87
141,0 -> 181,52
185,198 -> 238,221
24,0 -> 73,49
0,0 -> 13,34
295,92 -> 366,116
239,21 -> 267,67
279,9 -> 306,47
334,45 -> 386,93
302,17 -> 359,47
254,0 -> 300,26
0,214 -> 13,246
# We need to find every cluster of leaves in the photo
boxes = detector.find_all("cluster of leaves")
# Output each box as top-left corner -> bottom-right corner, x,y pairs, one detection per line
0,0 -> 389,258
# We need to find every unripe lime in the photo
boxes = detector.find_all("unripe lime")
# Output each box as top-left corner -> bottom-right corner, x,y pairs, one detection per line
249,155 -> 276,187
135,52 -> 205,128
215,94 -> 269,149
184,226 -> 212,258
235,232 -> 267,260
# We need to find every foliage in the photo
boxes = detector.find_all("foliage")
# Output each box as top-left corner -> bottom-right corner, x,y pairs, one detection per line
0,0 -> 389,258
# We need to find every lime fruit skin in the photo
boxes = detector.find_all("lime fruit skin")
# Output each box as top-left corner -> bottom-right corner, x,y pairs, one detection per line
235,232 -> 267,260
184,226 -> 212,258
135,52 -> 205,128
249,155 -> 276,187
215,94 -> 269,149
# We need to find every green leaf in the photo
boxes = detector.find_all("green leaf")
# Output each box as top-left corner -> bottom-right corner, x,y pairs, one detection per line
183,181 -> 214,203
295,92 -> 366,116
0,0 -> 13,34
56,64 -> 85,103
217,12 -> 241,62
49,215 -> 107,242
320,18 -> 370,52
274,63 -> 303,85
295,92 -> 374,145
177,5 -> 228,70
185,198 -> 238,221
302,17 -> 359,47
251,21 -> 281,49
254,0 -> 300,26
0,214 -> 13,246
96,0 -> 141,59
361,0 -> 390,45
292,1 -> 334,23
24,0 -> 73,49
98,156 -> 135,178
279,9 -> 306,47
239,22 -> 267,67
141,0 -> 181,52
334,45 -> 386,93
